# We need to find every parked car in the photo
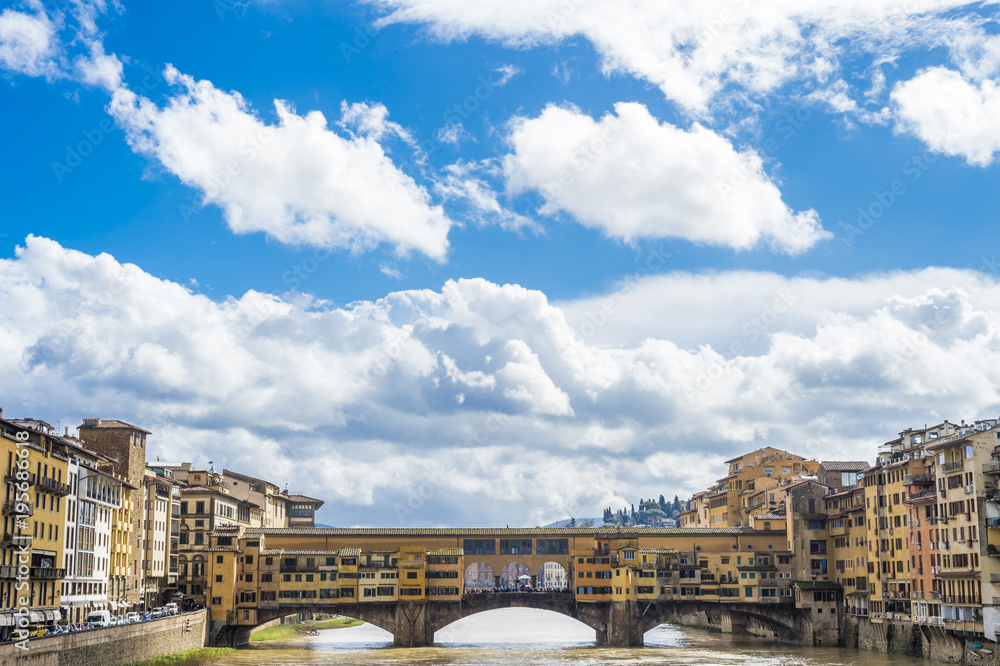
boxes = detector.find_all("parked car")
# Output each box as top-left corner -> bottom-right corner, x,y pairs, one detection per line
87,610 -> 111,627
25,626 -> 47,638
126,612 -> 140,624
150,607 -> 166,618
164,602 -> 178,615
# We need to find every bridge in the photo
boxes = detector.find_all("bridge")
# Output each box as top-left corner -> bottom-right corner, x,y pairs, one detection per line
195,526 -> 838,647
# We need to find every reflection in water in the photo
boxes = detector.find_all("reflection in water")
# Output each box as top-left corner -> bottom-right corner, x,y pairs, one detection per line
213,608 -> 933,665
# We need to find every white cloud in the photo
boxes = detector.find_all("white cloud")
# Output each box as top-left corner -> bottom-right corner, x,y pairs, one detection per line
339,100 -> 415,145
494,63 -> 521,86
0,6 -> 59,78
73,39 -> 122,91
436,160 -> 537,231
7,238 -> 1000,525
891,66 -> 1000,166
366,0 -> 980,114
108,66 -> 453,259
503,102 -> 829,253
0,1 -> 122,89
435,122 -> 471,147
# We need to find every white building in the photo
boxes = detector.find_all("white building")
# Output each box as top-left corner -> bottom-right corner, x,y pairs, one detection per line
61,444 -> 125,623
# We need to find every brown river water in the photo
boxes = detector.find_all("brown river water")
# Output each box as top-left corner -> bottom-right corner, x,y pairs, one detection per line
208,608 -> 941,665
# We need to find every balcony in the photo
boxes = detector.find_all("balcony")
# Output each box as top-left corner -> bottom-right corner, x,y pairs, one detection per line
984,463 -> 1000,475
3,472 -> 34,485
0,565 -> 18,579
37,477 -> 71,496
943,461 -> 964,473
987,518 -> 1000,529
0,533 -> 31,548
903,474 -> 933,486
31,567 -> 65,579
1,500 -> 32,516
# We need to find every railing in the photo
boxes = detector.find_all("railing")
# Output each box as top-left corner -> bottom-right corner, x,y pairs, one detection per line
927,616 -> 944,626
1,500 -> 32,516
30,567 -> 65,579
984,463 -> 1000,475
0,534 -> 31,548
37,476 -> 71,496
943,461 -> 964,473
986,518 -> 1000,529
991,574 -> 1000,584
0,565 -> 18,579
903,474 -> 932,486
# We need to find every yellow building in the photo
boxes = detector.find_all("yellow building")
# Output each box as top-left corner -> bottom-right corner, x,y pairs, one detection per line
0,415 -> 71,639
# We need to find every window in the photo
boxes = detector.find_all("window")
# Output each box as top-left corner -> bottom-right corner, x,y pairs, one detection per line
536,539 -> 569,555
195,501 -> 205,514
217,555 -> 224,564
966,445 -> 974,459
463,539 -> 496,555
407,572 -> 417,579
246,555 -> 253,564
194,532 -> 203,545
622,550 -> 635,560
212,597 -> 221,605
215,575 -> 223,583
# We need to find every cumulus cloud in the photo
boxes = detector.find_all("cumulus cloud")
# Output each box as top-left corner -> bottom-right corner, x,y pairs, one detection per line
6,238 -> 1000,525
503,102 -> 829,253
108,66 -> 454,259
0,1 -> 121,89
366,0 -> 980,114
892,66 -> 1000,166
0,5 -> 59,78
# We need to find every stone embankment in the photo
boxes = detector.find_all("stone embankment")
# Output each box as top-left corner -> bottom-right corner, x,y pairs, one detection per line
0,609 -> 208,666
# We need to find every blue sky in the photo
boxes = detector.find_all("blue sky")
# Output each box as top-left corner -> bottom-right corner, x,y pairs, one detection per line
3,0 -> 1000,526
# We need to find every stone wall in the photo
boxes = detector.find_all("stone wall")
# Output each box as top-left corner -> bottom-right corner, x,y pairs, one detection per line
846,615 -> 1000,665
0,609 -> 208,666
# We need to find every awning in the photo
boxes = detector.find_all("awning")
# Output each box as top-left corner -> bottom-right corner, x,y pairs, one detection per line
108,601 -> 119,609
28,610 -> 44,623
0,614 -> 14,627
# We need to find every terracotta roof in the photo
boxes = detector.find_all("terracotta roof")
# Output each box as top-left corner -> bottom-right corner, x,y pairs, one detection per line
285,494 -> 325,506
241,526 -> 785,537
339,547 -> 360,557
795,581 -> 842,590
79,419 -> 151,434
637,548 -> 678,554
819,461 -> 870,472
428,548 -> 463,556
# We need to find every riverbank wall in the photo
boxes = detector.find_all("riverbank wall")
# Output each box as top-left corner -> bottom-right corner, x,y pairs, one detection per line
674,608 -> 1000,664
842,615 -> 1000,664
0,609 -> 208,666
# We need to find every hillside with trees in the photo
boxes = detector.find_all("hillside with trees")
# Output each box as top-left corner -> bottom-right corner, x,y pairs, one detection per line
601,494 -> 687,527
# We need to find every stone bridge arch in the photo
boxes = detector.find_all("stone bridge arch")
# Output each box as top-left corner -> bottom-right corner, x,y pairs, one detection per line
214,602 -> 408,647
427,593 -> 601,636
635,601 -> 799,642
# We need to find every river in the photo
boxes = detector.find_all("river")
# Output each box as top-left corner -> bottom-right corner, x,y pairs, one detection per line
208,608 -> 939,665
